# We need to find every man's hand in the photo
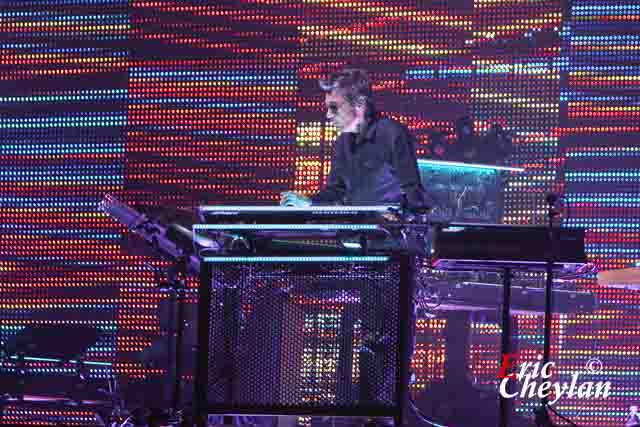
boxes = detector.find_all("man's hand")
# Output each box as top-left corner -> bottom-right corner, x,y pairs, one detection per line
280,191 -> 312,207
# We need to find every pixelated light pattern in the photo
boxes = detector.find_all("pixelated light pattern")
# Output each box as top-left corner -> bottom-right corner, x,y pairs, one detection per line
554,1 -> 640,425
0,0 -> 639,425
0,1 -> 130,425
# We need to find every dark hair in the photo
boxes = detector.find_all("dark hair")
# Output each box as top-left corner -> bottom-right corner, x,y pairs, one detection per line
319,68 -> 376,118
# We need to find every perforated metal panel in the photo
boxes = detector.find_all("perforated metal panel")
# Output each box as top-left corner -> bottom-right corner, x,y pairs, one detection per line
196,257 -> 410,419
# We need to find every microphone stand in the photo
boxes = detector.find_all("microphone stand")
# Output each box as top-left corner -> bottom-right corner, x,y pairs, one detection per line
535,194 -> 560,427
161,255 -> 189,427
101,195 -> 199,426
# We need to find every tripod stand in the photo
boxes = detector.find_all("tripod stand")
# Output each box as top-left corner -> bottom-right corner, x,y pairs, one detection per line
155,256 -> 191,426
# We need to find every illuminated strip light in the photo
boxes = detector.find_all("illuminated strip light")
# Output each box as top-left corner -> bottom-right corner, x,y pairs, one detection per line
0,175 -> 123,183
0,67 -> 127,80
572,46 -> 640,53
566,171 -> 640,181
565,198 -> 640,206
479,12 -> 562,32
408,66 -> 557,79
475,0 -> 550,7
573,4 -> 640,14
564,220 -> 640,229
0,46 -> 128,55
298,0 -> 471,28
5,257 -> 118,265
569,72 -> 640,80
200,205 -> 395,212
299,26 -> 463,56
558,126 -> 640,134
0,92 -> 128,103
562,65 -> 639,72
0,12 -> 129,20
8,24 -> 130,34
0,43 -> 41,50
0,303 -> 119,310
476,58 -> 567,68
6,356 -> 112,367
568,148 -> 640,157
0,115 -> 127,129
130,70 -> 295,81
141,129 -> 291,144
194,224 -> 380,230
1,232 -> 120,240
572,35 -> 640,44
562,94 -> 639,102
0,224 -> 120,234
585,247 -> 640,254
1,144 -> 124,155
474,18 -> 562,39
9,16 -> 130,25
418,159 -> 525,172
477,67 -> 555,76
130,99 -> 296,113
3,55 -> 128,66
472,92 -> 559,113
566,193 -> 640,199
2,164 -> 122,173
567,106 -> 640,113
202,256 -> 390,263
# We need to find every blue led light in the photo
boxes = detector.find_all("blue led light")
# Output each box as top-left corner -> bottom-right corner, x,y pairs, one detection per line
129,98 -> 295,113
567,149 -> 640,158
0,174 -> 123,183
405,69 -> 435,78
0,143 -> 125,155
418,159 -> 524,173
0,114 -> 127,129
0,7 -> 128,17
1,164 -> 122,174
130,69 -> 297,84
565,195 -> 640,205
573,4 -> 640,15
585,245 -> 640,254
0,89 -> 128,104
5,356 -> 112,367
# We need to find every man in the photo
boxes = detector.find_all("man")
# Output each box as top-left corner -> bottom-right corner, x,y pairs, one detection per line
280,69 -> 426,426
280,68 -> 431,210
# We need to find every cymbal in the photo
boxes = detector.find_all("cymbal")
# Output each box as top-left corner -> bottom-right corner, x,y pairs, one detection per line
598,267 -> 640,289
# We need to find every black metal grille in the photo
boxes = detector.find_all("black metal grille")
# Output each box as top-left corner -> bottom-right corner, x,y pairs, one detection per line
199,260 -> 405,416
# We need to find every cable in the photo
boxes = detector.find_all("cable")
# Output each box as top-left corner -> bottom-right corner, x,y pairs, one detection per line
545,404 -> 580,427
407,395 -> 448,427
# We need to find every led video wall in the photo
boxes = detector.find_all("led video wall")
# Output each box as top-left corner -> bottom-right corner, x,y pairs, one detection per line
1,0 -> 639,426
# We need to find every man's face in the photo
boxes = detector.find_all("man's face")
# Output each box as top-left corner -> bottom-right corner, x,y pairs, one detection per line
325,90 -> 357,132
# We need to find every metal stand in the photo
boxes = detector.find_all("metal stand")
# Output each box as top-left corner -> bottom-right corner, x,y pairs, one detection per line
153,256 -> 190,426
498,267 -> 514,427
195,263 -> 212,427
498,195 -> 560,427
194,255 -> 412,427
535,195 -> 561,427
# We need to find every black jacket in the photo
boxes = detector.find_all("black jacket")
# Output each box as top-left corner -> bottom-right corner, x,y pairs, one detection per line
311,116 -> 431,209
